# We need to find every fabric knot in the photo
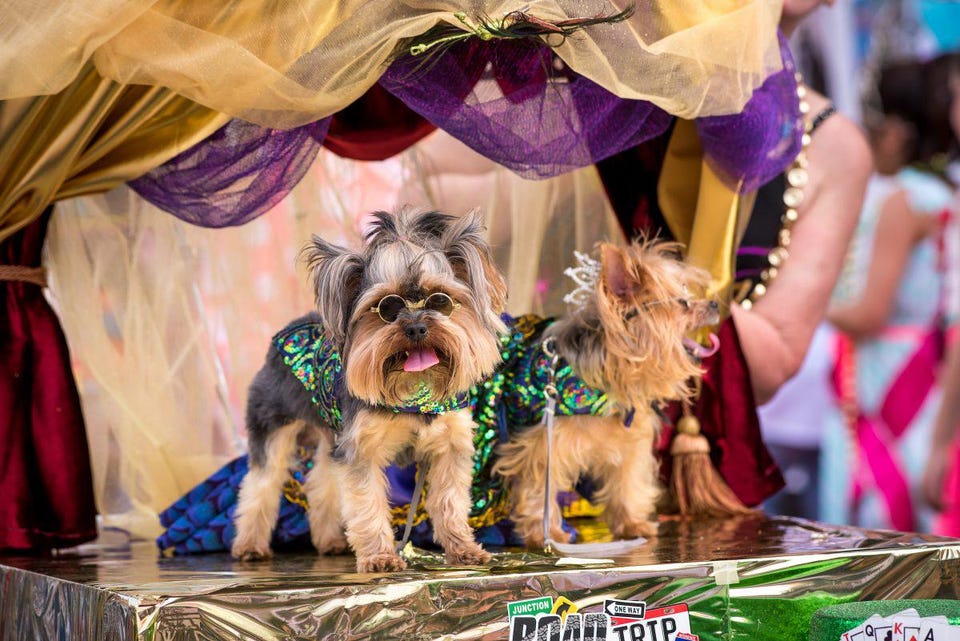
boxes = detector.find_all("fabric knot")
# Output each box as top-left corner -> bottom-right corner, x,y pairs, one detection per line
0,265 -> 47,287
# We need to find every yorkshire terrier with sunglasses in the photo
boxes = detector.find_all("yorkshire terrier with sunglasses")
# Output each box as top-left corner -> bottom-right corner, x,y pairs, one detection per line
231,208 -> 507,572
493,239 -> 719,547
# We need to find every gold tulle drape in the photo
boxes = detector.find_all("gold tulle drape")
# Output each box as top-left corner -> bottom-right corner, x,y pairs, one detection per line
397,130 -> 624,316
2,1 -> 783,128
0,63 -> 229,244
46,131 -> 622,537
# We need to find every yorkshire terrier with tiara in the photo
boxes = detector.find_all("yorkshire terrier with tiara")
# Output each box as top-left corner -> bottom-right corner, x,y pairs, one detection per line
493,239 -> 720,548
231,208 -> 507,572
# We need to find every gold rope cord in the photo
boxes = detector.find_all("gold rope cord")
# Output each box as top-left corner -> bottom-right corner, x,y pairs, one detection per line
0,266 -> 47,287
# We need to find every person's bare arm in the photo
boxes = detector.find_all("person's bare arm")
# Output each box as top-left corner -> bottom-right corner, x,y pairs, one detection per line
923,213 -> 960,510
827,189 -> 926,339
732,90 -> 872,404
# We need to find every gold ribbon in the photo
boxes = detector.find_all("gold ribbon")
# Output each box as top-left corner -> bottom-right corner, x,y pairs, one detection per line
657,119 -> 756,317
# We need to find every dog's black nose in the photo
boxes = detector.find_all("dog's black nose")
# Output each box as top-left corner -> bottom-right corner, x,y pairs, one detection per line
708,300 -> 719,310
404,322 -> 428,342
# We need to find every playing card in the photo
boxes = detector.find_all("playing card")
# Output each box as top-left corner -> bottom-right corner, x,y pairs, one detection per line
918,620 -> 960,641
895,615 -> 922,641
890,610 -> 924,641
843,617 -> 877,641
859,614 -> 893,641
841,624 -> 867,641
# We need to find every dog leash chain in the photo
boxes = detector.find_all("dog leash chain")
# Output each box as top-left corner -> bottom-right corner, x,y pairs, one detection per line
536,337 -> 651,559
396,462 -> 429,554
540,337 -> 561,555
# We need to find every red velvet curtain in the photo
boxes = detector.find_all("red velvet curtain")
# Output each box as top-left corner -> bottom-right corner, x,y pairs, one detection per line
324,85 -> 436,161
0,207 -> 97,549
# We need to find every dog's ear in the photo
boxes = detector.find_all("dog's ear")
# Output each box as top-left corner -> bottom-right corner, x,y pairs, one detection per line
442,209 -> 508,329
600,243 -> 640,299
301,235 -> 365,345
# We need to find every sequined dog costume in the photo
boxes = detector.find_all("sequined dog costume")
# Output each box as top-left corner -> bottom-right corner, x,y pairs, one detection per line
159,240 -> 716,555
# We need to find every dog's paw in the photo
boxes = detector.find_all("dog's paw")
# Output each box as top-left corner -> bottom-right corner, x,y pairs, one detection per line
613,520 -> 657,539
523,534 -> 572,549
231,541 -> 273,562
445,543 -> 492,566
549,525 -> 571,543
513,520 -> 543,549
313,534 -> 349,556
518,525 -> 568,550
522,532 -> 546,550
317,540 -> 349,556
356,552 -> 407,573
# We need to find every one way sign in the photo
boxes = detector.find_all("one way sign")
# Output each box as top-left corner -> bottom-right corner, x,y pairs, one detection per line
604,599 -> 647,626
609,603 -> 693,641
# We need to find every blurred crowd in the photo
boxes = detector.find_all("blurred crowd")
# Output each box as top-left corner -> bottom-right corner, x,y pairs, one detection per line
760,0 -> 960,535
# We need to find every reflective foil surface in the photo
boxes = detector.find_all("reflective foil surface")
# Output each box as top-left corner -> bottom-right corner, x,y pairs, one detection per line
2,516 -> 959,640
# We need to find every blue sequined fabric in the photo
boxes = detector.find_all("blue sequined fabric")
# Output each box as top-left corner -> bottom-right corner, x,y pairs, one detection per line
157,455 -> 312,554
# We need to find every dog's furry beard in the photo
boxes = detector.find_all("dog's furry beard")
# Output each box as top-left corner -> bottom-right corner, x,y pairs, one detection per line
342,278 -> 502,407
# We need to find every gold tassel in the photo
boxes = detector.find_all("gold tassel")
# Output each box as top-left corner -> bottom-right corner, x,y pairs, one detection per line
669,400 -> 755,517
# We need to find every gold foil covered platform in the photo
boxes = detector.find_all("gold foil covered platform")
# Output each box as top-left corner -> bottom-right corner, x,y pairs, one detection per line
2,516 -> 959,640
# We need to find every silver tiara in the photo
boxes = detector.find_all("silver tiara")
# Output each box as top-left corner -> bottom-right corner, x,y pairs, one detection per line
562,250 -> 601,308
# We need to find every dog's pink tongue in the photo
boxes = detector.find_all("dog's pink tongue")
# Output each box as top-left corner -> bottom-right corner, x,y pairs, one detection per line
403,347 -> 440,372
683,332 -> 721,358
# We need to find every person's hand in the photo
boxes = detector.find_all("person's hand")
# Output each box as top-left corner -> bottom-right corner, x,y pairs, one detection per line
922,444 -> 952,511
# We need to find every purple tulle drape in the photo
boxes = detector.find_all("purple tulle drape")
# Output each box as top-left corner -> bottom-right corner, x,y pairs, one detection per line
380,39 -> 674,180
696,33 -> 802,192
383,35 -> 801,190
130,33 -> 801,226
130,118 -> 330,227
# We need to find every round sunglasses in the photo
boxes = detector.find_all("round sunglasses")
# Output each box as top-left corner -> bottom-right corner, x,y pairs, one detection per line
369,292 -> 461,323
